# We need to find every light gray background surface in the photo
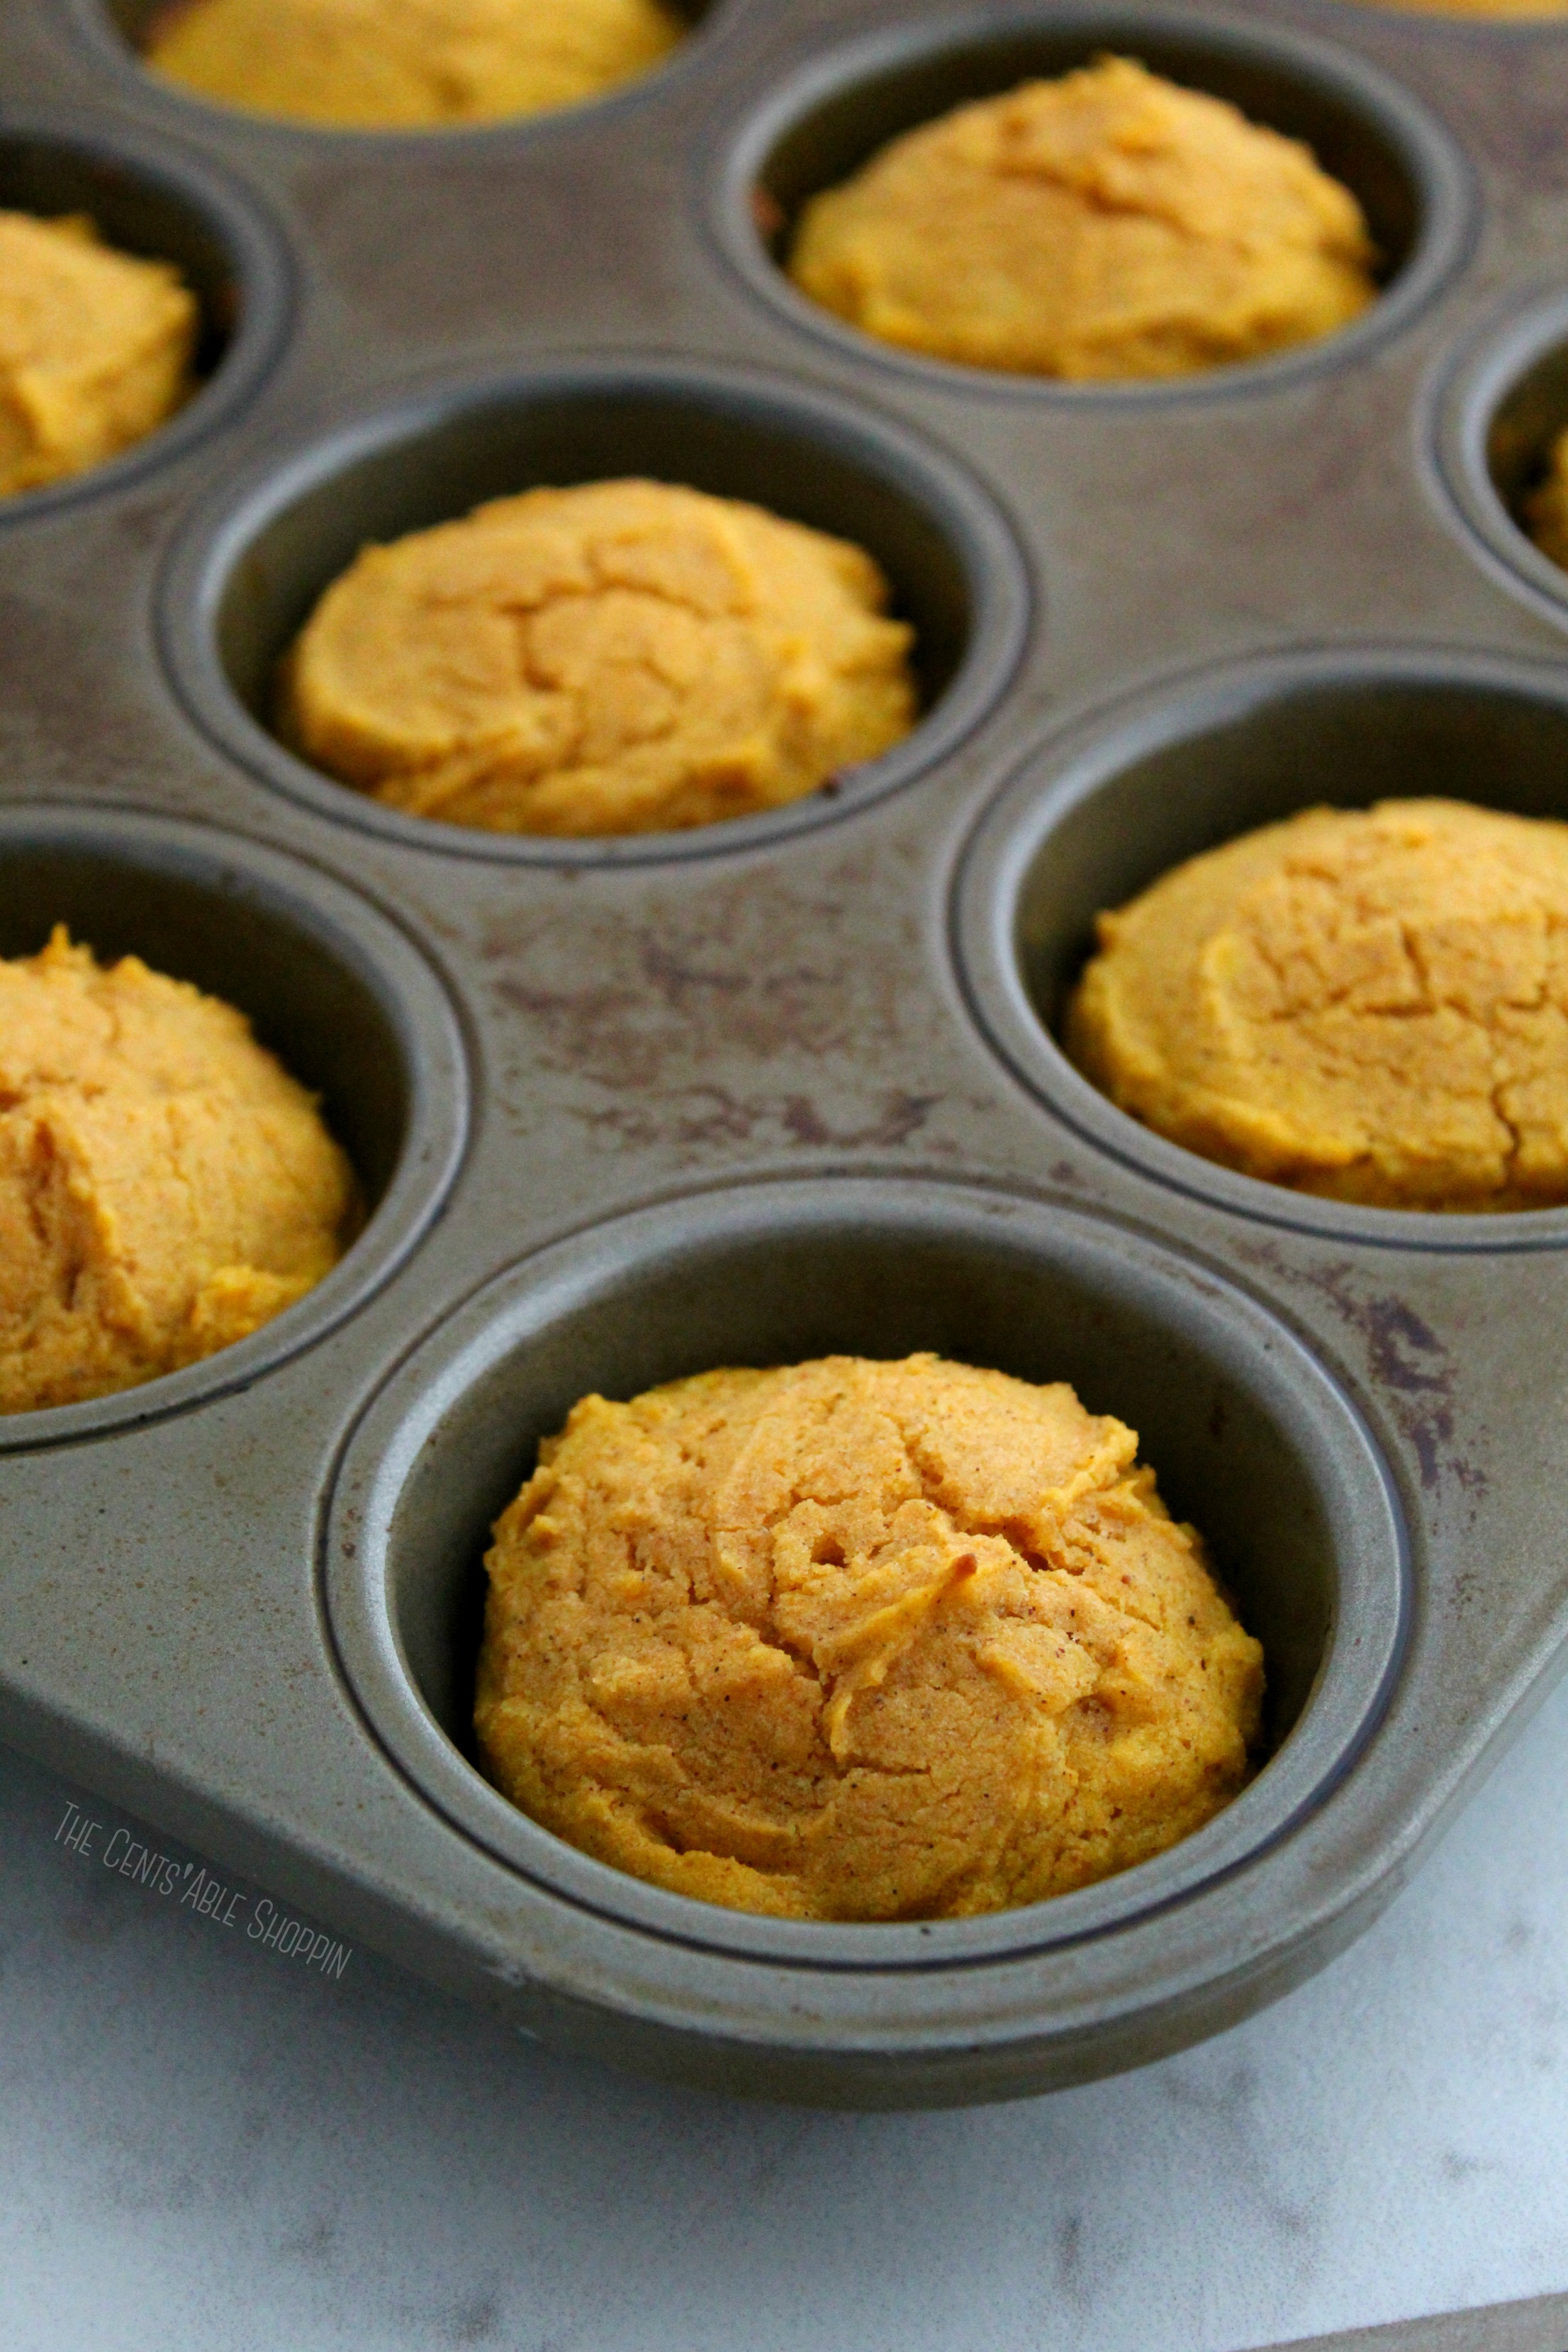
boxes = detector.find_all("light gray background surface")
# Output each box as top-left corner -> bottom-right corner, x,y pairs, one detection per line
5,1673 -> 1568,2352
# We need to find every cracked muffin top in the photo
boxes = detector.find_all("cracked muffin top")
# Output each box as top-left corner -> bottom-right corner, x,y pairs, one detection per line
0,929 -> 359,1413
0,210 -> 196,499
1066,800 -> 1568,1211
143,0 -> 687,129
785,56 -> 1377,380
474,1353 -> 1262,1922
276,477 -> 918,838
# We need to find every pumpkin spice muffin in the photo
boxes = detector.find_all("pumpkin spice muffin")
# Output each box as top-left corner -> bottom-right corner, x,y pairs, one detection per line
787,56 -> 1379,380
475,1353 -> 1263,1922
278,478 -> 919,836
143,0 -> 687,129
0,929 -> 359,1414
1524,428 -> 1568,571
0,211 -> 197,498
1067,800 -> 1568,1211
1343,0 -> 1568,15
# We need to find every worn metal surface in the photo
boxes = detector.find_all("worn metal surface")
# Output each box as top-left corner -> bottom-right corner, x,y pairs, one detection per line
5,0 -> 1568,2106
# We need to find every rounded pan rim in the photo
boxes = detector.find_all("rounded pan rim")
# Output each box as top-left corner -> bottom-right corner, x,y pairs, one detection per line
0,802 -> 469,1455
0,104 -> 293,528
953,639 -> 1568,1255
56,0 -> 748,155
323,1172 -> 1408,1978
154,352 -> 1033,868
1427,280 -> 1568,635
705,0 -> 1477,410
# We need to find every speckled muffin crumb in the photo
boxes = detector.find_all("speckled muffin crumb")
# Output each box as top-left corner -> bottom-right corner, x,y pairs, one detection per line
475,1353 -> 1262,1922
0,929 -> 359,1413
145,0 -> 687,128
277,478 -> 918,837
786,56 -> 1377,380
1067,799 -> 1568,1211
0,211 -> 196,498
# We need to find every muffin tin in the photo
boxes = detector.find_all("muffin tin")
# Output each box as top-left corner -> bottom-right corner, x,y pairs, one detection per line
7,0 -> 1568,2110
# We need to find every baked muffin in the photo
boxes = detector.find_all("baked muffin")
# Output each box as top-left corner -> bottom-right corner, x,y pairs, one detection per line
475,1354 -> 1263,1922
277,478 -> 919,836
1066,800 -> 1568,1211
144,0 -> 686,129
1342,0 -> 1568,14
0,929 -> 359,1413
0,211 -> 196,498
1524,427 -> 1568,571
786,56 -> 1378,379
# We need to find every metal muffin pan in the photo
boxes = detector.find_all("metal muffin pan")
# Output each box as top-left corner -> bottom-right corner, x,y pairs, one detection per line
68,0 -> 729,142
324,1180 -> 1406,2106
157,355 -> 1031,863
0,105 -> 291,518
6,0 -> 1568,2106
0,802 -> 469,1447
956,641 -> 1568,1245
710,3 -> 1474,403
1433,282 -> 1568,635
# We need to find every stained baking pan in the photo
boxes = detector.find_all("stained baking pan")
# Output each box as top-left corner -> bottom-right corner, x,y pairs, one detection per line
6,0 -> 1568,2107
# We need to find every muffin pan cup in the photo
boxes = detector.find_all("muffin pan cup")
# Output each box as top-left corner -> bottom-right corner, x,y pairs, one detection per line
320,1177 -> 1408,2102
156,354 -> 1031,863
0,802 -> 469,1447
6,0 -> 1568,2106
0,106 -> 292,519
710,1 -> 1474,403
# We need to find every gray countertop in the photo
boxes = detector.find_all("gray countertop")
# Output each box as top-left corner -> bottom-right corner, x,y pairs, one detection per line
6,1673 -> 1568,2352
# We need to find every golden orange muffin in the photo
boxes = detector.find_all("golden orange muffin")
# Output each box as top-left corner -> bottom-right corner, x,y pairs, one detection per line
277,478 -> 919,836
0,212 -> 196,498
1341,0 -> 1568,13
144,0 -> 685,128
0,929 -> 359,1413
1524,427 -> 1568,571
474,1355 -> 1263,1922
1066,800 -> 1568,1211
787,57 -> 1377,379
